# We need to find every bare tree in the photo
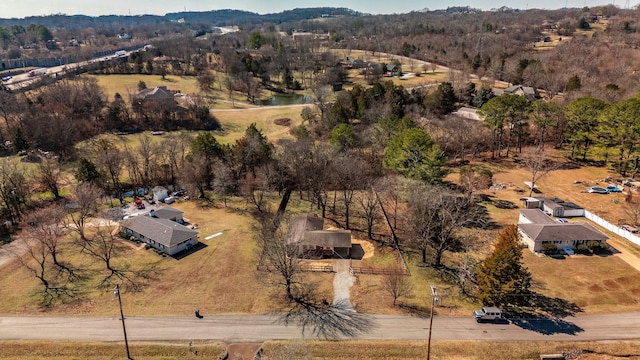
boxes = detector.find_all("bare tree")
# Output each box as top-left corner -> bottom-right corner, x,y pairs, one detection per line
382,273 -> 413,306
26,205 -> 80,281
521,147 -> 559,197
332,154 -> 366,229
81,227 -> 147,290
0,159 -> 30,224
357,188 -> 380,240
254,212 -> 300,300
407,186 -> 483,267
36,158 -> 62,200
67,183 -> 103,242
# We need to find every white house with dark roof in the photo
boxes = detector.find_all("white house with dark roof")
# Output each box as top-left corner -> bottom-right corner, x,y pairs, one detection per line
121,208 -> 197,256
518,209 -> 607,253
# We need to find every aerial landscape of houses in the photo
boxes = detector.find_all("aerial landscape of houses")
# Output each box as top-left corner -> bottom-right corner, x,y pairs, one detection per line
1,2 -> 640,359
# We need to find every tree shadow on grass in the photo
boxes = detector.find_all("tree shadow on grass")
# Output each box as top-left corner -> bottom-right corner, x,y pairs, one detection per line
507,292 -> 584,335
398,303 -> 430,318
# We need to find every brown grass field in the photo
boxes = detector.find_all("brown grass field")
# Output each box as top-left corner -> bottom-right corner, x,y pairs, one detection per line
1,339 -> 638,359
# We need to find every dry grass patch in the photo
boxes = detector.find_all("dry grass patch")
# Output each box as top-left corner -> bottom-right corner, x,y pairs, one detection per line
524,251 -> 640,313
0,200 -> 292,316
212,105 -> 304,144
0,340 -> 225,359
263,339 -> 640,359
88,74 -> 200,97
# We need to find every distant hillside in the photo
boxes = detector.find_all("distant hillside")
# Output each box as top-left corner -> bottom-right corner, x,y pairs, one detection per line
0,7 -> 362,29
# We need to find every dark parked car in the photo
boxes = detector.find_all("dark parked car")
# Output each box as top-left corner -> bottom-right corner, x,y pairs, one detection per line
172,189 -> 186,197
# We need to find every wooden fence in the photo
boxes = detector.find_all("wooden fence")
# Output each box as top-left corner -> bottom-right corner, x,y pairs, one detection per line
350,266 -> 407,275
257,264 -> 334,273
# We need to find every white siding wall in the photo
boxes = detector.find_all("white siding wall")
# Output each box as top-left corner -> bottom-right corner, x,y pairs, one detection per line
519,229 -> 537,252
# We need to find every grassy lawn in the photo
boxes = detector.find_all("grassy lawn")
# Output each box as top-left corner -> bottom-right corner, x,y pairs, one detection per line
212,105 -> 304,144
0,199 -> 281,316
88,74 -> 201,98
263,339 -> 640,360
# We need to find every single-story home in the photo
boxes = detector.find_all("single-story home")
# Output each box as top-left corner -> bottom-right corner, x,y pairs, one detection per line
521,197 -> 585,218
287,214 -> 352,258
121,209 -> 198,256
149,206 -> 184,223
518,209 -> 607,253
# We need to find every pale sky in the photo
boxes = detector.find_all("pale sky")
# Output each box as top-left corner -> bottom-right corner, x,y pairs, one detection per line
0,0 -> 627,18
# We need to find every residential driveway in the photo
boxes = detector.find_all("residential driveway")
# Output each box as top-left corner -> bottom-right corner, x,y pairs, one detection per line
332,260 -> 355,309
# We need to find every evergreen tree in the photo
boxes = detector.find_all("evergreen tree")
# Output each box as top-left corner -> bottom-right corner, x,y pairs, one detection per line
383,127 -> 448,184
75,158 -> 101,184
476,225 -> 532,307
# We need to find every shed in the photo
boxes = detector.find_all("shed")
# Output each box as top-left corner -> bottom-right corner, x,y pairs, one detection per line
152,186 -> 169,203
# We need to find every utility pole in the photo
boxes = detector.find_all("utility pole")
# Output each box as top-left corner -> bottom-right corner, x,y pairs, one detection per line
114,283 -> 132,359
427,285 -> 438,360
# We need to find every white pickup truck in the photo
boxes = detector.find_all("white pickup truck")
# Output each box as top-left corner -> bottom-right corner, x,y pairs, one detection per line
472,306 -> 502,323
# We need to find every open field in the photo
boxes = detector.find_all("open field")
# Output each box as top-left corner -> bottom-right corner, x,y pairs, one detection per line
88,74 -> 201,98
1,339 -> 637,359
0,198 -> 335,316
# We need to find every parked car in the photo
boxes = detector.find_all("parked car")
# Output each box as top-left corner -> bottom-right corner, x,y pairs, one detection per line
563,247 -> 575,256
557,218 -> 568,223
472,306 -> 503,323
164,196 -> 175,204
172,189 -> 186,197
134,198 -> 145,210
146,196 -> 155,205
1,75 -> 11,82
588,186 -> 609,194
606,185 -> 622,193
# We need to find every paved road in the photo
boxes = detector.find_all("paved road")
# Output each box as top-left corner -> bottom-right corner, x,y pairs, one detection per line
1,312 -> 639,343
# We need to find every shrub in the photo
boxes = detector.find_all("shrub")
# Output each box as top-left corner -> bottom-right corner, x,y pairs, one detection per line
542,243 -> 557,254
587,240 -> 607,254
576,243 -> 590,254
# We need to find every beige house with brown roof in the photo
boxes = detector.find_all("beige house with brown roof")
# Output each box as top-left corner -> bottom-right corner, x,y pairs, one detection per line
518,209 -> 607,253
287,214 -> 352,258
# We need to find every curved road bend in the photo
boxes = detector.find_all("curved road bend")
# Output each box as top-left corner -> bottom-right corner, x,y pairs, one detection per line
1,313 -> 639,343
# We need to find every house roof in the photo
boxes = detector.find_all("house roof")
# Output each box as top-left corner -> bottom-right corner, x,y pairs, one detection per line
135,86 -> 174,101
287,214 -> 351,248
151,206 -> 183,220
122,215 -> 197,248
519,209 -> 556,224
303,230 -> 352,248
519,222 -> 607,242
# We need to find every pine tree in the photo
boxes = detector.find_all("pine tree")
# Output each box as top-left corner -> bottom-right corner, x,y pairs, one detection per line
476,225 -> 532,307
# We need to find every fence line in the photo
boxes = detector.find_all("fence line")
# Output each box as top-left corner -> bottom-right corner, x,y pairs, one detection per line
256,264 -> 334,273
584,210 -> 640,247
350,266 -> 407,275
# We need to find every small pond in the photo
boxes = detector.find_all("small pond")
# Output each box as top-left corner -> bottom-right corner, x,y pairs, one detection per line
259,93 -> 313,106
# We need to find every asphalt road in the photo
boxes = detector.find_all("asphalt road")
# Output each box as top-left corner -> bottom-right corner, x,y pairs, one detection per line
1,312 -> 639,342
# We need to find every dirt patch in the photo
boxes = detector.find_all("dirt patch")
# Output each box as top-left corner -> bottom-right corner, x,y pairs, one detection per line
325,225 -> 375,260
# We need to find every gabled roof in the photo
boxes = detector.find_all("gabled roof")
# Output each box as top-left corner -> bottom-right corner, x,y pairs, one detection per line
519,222 -> 607,242
519,209 -> 556,224
122,216 -> 197,248
135,86 -> 174,101
286,214 -> 351,248
151,206 -> 183,220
